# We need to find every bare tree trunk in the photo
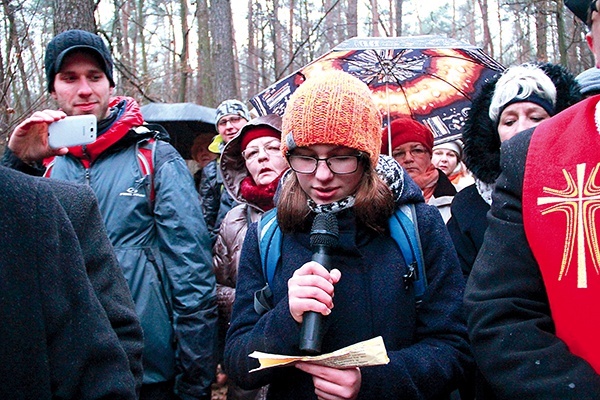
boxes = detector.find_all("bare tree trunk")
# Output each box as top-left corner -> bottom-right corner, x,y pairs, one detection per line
467,0 -> 476,44
324,0 -> 336,48
178,0 -> 190,102
166,2 -> 178,102
120,0 -> 136,96
555,0 -> 568,66
247,0 -> 259,95
395,0 -> 403,36
370,0 -> 380,36
53,0 -> 95,33
477,0 -> 493,58
347,0 -> 358,37
497,3 -> 504,65
136,0 -> 148,83
209,0 -> 239,101
334,1 -> 344,44
197,0 -> 213,105
272,0 -> 283,78
288,0 -> 295,74
535,0 -> 548,61
2,0 -> 31,111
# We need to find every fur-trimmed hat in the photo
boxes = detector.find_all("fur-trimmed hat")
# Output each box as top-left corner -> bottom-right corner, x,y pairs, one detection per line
381,117 -> 434,155
463,62 -> 582,184
281,70 -> 381,167
488,64 -> 558,124
215,99 -> 251,127
45,30 -> 114,93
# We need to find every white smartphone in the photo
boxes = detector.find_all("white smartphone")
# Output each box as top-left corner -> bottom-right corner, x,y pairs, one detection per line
48,115 -> 97,149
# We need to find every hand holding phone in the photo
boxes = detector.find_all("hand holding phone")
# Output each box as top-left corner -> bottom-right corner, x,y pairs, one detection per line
48,115 -> 97,149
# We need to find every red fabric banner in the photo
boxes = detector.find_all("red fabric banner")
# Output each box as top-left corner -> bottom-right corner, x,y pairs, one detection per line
523,96 -> 600,373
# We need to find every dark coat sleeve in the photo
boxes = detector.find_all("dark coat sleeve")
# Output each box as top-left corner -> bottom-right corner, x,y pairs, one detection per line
465,128 -> 600,399
199,159 -> 221,240
1,146 -> 45,176
447,184 -> 490,278
42,179 -> 145,393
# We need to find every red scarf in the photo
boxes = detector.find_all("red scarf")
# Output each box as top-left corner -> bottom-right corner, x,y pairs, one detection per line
239,174 -> 282,212
522,96 -> 600,372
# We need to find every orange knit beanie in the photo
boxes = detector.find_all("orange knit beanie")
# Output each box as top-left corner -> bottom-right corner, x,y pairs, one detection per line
281,70 -> 382,167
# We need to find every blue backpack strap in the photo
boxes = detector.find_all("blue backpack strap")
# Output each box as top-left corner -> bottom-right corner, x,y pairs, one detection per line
254,205 -> 427,315
254,208 -> 281,315
389,204 -> 427,301
258,208 -> 282,286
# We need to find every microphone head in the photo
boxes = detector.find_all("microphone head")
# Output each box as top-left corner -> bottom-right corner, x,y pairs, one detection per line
310,213 -> 339,247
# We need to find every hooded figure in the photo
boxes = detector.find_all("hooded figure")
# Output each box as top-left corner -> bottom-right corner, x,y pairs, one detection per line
213,114 -> 287,400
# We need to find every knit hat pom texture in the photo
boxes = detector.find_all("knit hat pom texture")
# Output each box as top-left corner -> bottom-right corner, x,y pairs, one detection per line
282,70 -> 382,167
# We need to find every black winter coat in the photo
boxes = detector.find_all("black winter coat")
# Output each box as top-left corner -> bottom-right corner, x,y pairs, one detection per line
446,184 -> 490,277
465,127 -> 600,398
0,165 -> 138,399
225,169 -> 471,399
200,159 -> 237,242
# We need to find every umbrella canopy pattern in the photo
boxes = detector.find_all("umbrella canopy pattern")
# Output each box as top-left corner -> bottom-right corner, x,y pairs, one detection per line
250,36 -> 504,146
140,102 -> 217,160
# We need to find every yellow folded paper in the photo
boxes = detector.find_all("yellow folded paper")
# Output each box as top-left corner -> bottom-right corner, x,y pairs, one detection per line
249,336 -> 389,372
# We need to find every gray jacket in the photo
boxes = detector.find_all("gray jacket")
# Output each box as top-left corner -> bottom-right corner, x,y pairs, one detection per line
41,98 -> 217,400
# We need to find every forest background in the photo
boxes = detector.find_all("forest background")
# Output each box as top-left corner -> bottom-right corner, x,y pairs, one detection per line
0,0 -> 593,149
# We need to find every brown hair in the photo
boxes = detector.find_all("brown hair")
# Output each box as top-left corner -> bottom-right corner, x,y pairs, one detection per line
277,157 -> 395,234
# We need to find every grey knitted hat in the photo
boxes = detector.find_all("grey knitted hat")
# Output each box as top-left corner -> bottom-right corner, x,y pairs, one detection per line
215,99 -> 250,127
45,30 -> 114,92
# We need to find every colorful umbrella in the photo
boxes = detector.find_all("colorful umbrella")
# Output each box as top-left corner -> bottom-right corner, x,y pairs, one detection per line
250,35 -> 504,149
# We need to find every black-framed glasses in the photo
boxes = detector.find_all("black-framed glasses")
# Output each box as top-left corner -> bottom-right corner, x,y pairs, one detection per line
286,152 -> 363,174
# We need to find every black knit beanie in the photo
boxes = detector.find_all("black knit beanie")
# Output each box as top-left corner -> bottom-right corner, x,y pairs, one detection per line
45,29 -> 115,92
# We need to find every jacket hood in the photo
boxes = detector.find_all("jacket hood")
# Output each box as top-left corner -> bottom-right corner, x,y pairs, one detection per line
220,114 -> 283,208
462,62 -> 582,184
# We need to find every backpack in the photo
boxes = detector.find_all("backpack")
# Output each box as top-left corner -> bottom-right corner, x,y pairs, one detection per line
137,136 -> 157,206
253,204 -> 427,315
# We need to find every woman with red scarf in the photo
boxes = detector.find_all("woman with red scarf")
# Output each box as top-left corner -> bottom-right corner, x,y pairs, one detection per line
213,114 -> 288,400
382,117 -> 456,223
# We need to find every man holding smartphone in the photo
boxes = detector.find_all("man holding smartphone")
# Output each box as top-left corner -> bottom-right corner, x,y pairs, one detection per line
3,29 -> 217,400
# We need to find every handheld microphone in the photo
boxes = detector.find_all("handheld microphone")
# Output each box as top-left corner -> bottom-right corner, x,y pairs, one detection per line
299,212 -> 339,354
